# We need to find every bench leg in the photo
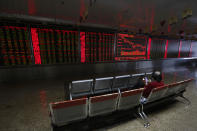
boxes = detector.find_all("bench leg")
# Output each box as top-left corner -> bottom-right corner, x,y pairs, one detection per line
138,104 -> 150,128
179,94 -> 191,105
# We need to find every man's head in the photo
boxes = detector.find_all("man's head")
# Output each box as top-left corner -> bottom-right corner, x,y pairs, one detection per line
152,71 -> 162,82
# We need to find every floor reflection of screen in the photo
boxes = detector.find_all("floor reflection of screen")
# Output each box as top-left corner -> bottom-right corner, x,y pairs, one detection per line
115,33 -> 147,60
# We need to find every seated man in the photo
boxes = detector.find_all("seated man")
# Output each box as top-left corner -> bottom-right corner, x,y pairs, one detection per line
140,71 -> 164,104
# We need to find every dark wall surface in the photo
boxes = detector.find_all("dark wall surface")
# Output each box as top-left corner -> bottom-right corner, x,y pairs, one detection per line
167,40 -> 180,58
0,58 -> 196,83
180,40 -> 191,58
150,38 -> 166,59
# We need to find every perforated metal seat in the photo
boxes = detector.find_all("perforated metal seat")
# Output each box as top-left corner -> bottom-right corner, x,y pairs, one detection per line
112,75 -> 130,91
94,77 -> 113,95
49,98 -> 88,126
118,88 -> 144,110
128,73 -> 145,89
70,79 -> 93,99
176,79 -> 193,93
164,82 -> 181,97
148,85 -> 168,102
89,93 -> 119,116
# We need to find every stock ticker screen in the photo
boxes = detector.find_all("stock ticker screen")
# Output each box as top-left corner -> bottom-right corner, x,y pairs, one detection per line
115,33 -> 147,60
37,28 -> 79,64
84,32 -> 114,63
0,26 -> 33,66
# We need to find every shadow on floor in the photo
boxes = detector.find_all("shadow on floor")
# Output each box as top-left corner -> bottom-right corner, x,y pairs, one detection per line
52,98 -> 180,131
144,99 -> 180,115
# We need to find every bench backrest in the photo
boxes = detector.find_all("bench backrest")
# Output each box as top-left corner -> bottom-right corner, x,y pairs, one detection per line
118,88 -> 144,110
177,78 -> 193,92
94,77 -> 113,94
112,75 -> 130,90
128,73 -> 145,88
49,98 -> 88,126
89,93 -> 119,116
148,85 -> 168,102
163,78 -> 193,97
164,82 -> 181,97
70,79 -> 93,98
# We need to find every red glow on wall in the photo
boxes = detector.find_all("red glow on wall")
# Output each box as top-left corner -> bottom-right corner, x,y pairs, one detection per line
178,41 -> 182,58
80,32 -> 86,63
162,73 -> 164,80
164,40 -> 169,58
182,19 -> 186,29
79,0 -> 86,22
147,38 -> 152,59
168,25 -> 171,33
3,26 -> 27,30
150,6 -> 155,32
31,28 -> 41,64
28,0 -> 36,15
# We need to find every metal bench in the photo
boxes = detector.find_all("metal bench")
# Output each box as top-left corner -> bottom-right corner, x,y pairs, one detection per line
89,93 -> 119,117
94,77 -> 113,95
49,98 -> 88,126
69,79 -> 93,99
112,75 -> 130,91
118,88 -> 144,110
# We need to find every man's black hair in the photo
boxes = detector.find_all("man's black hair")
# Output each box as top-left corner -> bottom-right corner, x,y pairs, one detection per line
152,71 -> 162,82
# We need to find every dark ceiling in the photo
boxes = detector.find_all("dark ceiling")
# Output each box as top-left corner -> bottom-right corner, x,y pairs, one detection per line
0,0 -> 197,36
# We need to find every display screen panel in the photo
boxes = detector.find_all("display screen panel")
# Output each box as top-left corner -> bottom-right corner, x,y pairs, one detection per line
115,34 -> 147,60
0,26 -> 32,66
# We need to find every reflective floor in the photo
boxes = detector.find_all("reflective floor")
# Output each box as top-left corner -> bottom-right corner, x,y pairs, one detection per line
0,72 -> 197,131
